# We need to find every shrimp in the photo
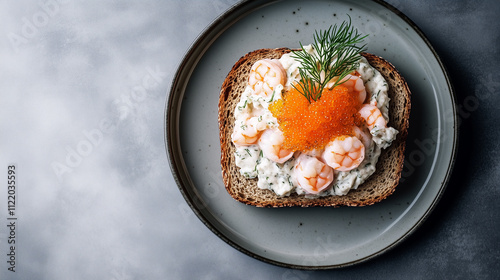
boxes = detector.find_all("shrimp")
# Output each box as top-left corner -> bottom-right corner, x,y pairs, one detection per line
359,104 -> 398,149
248,59 -> 287,98
231,116 -> 261,146
258,129 -> 294,164
327,74 -> 367,104
352,126 -> 372,150
358,104 -> 386,131
323,136 -> 365,172
294,153 -> 334,194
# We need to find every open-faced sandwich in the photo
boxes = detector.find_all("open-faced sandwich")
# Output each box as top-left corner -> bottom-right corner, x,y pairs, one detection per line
218,19 -> 411,207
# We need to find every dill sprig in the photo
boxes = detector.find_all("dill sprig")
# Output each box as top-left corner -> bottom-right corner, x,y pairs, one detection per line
291,18 -> 368,102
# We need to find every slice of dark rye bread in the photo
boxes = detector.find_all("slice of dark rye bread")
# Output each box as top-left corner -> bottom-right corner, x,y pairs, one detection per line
218,48 -> 411,207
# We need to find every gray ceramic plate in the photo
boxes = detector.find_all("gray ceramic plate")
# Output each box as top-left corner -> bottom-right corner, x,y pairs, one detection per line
166,0 -> 457,269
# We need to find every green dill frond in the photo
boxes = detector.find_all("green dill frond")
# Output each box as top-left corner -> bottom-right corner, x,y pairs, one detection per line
291,16 -> 368,102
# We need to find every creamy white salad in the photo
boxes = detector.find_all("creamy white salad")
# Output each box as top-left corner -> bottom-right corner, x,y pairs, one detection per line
232,44 -> 398,197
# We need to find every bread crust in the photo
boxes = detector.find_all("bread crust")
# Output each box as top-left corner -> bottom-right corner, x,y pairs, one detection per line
218,48 -> 411,207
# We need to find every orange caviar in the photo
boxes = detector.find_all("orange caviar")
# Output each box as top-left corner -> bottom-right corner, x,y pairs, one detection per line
269,85 -> 363,151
